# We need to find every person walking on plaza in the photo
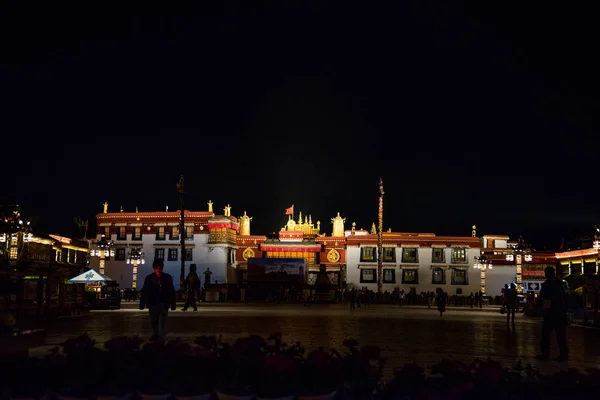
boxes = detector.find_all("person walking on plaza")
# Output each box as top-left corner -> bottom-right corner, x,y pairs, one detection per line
538,266 -> 569,361
139,259 -> 176,341
506,283 -> 518,326
436,291 -> 446,316
182,264 -> 201,311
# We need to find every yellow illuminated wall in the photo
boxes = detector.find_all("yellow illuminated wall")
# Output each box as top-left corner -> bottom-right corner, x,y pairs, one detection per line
266,251 -> 316,266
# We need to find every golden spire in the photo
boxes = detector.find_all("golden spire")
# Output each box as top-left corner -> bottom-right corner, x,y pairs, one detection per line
135,206 -> 138,213
103,202 -> 108,213
309,215 -> 313,224
472,225 -> 477,237
298,211 -> 303,224
316,220 -> 321,232
120,206 -> 123,212
207,200 -> 213,213
305,215 -> 308,224
371,222 -> 377,235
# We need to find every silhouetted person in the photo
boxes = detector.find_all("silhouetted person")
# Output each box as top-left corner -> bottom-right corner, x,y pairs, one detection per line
506,283 -> 518,326
436,291 -> 446,316
182,264 -> 200,311
539,266 -> 568,361
139,259 -> 176,341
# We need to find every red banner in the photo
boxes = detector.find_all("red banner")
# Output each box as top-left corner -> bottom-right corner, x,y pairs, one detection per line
523,270 -> 545,278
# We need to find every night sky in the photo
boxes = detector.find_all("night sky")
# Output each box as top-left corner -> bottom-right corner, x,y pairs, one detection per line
1,3 -> 597,249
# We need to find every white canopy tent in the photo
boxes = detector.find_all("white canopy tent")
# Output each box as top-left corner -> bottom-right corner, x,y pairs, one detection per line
68,269 -> 115,283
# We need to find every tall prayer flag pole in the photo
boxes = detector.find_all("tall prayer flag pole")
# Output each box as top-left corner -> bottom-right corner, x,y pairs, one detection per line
377,177 -> 384,294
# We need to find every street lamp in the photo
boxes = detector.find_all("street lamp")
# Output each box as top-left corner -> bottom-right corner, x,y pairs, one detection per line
0,205 -> 33,267
177,175 -> 186,289
126,247 -> 145,289
505,236 -> 529,293
473,254 -> 493,295
89,234 -> 114,275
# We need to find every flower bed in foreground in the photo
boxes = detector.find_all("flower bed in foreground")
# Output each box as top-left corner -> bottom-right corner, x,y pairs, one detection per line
0,333 -> 598,399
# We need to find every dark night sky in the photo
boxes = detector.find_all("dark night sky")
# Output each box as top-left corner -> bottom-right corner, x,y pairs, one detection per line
1,2 -> 598,249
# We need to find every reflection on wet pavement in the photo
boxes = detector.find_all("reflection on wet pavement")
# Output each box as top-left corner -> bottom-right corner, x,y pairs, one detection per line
39,304 -> 600,376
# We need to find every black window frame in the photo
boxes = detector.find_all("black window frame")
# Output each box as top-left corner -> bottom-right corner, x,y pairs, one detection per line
401,269 -> 419,284
360,268 -> 377,283
383,247 -> 396,262
154,248 -> 165,260
167,248 -> 178,261
170,226 -> 179,241
431,248 -> 445,263
132,227 -> 142,241
360,247 -> 376,262
451,268 -> 469,285
383,269 -> 396,283
401,248 -> 418,263
115,248 -> 126,261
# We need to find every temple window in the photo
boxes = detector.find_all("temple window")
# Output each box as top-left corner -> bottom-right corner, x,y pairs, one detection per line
383,248 -> 396,262
383,269 -> 396,283
432,268 -> 446,284
184,248 -> 193,261
170,226 -> 179,240
451,269 -> 468,285
402,269 -> 418,284
132,227 -> 142,240
431,248 -> 445,263
360,268 -> 377,283
117,227 -> 127,241
570,261 -> 582,275
401,248 -> 418,263
115,248 -> 126,261
168,248 -> 178,261
103,226 -> 111,238
360,247 -> 376,262
185,226 -> 194,240
451,248 -> 467,263
154,248 -> 165,260
156,226 -> 166,241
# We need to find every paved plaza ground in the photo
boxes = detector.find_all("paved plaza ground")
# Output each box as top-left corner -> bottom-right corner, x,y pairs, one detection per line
36,303 -> 600,376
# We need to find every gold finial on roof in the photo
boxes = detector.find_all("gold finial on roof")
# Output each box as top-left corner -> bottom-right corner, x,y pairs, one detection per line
309,215 -> 312,224
298,211 -> 303,225
224,204 -> 231,217
207,200 -> 213,213
120,206 -> 123,212
371,223 -> 377,235
305,215 -> 308,224
103,202 -> 108,213
472,225 -> 477,237
135,206 -> 138,213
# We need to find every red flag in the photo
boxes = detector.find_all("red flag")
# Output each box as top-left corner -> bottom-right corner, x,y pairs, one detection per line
285,205 -> 293,215
559,238 -> 564,250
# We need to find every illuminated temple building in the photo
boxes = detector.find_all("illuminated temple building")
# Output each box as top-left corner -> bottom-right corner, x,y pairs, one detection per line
89,202 -> 525,296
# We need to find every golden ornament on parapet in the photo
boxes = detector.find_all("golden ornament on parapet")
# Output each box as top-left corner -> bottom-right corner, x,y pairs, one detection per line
327,249 -> 340,263
242,247 -> 255,260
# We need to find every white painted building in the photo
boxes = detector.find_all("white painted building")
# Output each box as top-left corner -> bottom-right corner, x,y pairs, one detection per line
344,229 -> 484,296
88,204 -> 238,290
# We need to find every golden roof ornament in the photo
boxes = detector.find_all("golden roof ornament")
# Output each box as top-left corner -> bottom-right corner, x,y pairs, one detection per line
371,223 -> 377,235
135,206 -> 138,213
207,200 -> 213,213
103,202 -> 108,213
224,204 -> 231,217
331,212 -> 346,237
298,211 -> 303,225
120,206 -> 123,212
240,211 -> 252,236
